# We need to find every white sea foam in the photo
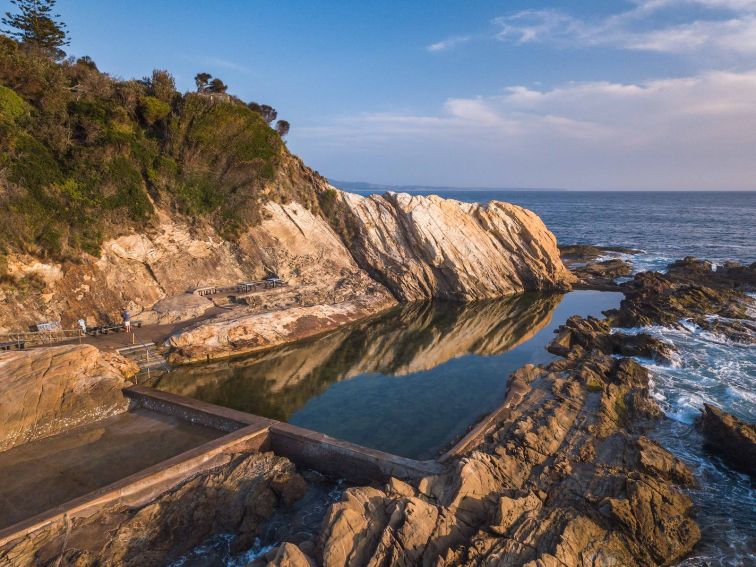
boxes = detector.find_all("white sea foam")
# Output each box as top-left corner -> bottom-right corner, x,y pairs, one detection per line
613,315 -> 755,564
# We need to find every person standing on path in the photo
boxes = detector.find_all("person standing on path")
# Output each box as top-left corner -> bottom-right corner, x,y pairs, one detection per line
121,308 -> 131,332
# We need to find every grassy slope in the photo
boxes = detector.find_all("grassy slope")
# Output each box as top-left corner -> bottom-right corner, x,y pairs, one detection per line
0,38 -> 332,282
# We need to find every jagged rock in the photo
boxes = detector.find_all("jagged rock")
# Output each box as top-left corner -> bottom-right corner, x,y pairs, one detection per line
336,191 -> 575,301
262,543 -> 316,567
667,256 -> 756,292
0,345 -> 137,451
571,258 -> 633,290
698,404 -> 756,476
558,244 -> 642,263
0,452 -> 306,567
318,347 -> 698,566
610,271 -> 753,333
548,315 -> 676,363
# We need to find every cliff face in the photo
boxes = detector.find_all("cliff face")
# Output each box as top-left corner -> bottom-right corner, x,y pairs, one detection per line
0,345 -> 137,451
0,196 -> 381,332
336,191 -> 574,301
1,179 -> 573,335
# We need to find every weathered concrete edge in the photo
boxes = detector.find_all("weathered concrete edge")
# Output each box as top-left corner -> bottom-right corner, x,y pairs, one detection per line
0,385 -> 446,547
0,424 -> 269,548
131,385 -> 443,482
269,421 -> 443,483
125,385 -> 271,431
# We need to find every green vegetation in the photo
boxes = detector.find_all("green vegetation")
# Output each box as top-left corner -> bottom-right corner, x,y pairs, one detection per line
0,28 -> 298,261
2,0 -> 68,59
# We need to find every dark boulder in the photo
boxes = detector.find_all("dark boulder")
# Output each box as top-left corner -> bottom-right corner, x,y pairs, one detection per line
698,404 -> 756,477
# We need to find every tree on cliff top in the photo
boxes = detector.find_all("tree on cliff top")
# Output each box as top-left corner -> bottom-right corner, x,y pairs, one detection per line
275,119 -> 290,138
194,72 -> 211,92
1,0 -> 68,59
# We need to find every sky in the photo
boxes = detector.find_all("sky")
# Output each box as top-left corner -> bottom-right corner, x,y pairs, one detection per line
3,0 -> 756,190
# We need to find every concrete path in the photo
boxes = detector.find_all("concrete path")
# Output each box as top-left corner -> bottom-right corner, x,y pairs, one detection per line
59,305 -> 230,352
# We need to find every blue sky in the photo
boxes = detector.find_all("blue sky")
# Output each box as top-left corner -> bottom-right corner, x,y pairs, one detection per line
3,0 -> 756,189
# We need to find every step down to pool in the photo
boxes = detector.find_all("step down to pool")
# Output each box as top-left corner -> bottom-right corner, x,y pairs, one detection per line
116,343 -> 170,375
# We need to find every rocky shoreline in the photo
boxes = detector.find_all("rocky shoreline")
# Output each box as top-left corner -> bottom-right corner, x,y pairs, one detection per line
1,255 -> 753,566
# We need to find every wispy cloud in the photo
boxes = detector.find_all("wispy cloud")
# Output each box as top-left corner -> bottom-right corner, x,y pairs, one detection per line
426,35 -> 471,52
191,55 -> 251,74
492,0 -> 756,55
294,69 -> 756,189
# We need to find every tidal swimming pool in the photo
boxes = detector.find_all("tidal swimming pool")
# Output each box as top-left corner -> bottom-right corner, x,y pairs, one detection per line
150,290 -> 621,459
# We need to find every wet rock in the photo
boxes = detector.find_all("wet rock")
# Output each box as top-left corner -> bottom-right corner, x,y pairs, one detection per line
336,191 -> 575,301
548,315 -> 676,364
667,256 -> 756,292
0,345 -> 137,451
698,404 -> 756,476
558,244 -> 642,263
571,258 -> 633,290
611,271 -> 753,333
558,245 -> 638,290
0,451 -> 307,567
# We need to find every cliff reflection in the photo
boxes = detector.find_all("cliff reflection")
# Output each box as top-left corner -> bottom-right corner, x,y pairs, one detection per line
149,292 -> 562,421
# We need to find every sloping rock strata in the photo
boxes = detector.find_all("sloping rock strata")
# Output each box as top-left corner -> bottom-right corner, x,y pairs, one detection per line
0,345 -> 137,451
335,191 -> 574,301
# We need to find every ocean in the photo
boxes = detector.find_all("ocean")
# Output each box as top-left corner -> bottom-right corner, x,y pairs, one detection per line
338,187 -> 756,272
339,186 -> 755,566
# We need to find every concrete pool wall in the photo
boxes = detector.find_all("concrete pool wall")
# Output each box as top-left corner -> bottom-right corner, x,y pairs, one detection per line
0,385 -> 449,549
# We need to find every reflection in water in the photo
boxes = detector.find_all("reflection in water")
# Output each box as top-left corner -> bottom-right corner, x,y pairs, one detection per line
151,291 -> 621,458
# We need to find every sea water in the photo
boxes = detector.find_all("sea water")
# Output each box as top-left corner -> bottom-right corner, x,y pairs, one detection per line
341,186 -> 755,565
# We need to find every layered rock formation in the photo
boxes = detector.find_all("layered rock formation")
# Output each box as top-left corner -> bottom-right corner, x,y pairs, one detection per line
312,334 -> 698,566
0,199 -> 375,332
1,184 -> 576,338
335,191 -> 574,301
0,345 -> 137,451
166,289 -> 396,363
0,451 -> 306,567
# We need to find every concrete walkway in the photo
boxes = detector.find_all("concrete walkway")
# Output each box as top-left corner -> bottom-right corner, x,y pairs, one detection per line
59,305 -> 229,352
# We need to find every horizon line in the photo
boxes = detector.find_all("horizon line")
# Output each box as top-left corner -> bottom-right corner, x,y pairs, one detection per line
330,180 -> 756,193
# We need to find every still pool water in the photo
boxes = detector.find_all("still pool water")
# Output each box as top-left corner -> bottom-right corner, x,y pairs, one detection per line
150,290 -> 621,459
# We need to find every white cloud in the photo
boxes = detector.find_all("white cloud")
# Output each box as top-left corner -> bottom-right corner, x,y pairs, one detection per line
192,55 -> 251,74
292,70 -> 756,189
426,35 -> 471,52
491,1 -> 756,55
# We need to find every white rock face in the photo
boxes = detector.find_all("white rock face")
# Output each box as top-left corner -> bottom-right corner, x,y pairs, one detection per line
338,191 -> 575,301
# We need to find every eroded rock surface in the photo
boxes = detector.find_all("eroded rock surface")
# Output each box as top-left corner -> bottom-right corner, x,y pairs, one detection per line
548,315 -> 677,364
0,451 -> 306,567
0,345 -> 137,451
166,289 -> 396,363
698,404 -> 756,476
558,244 -> 637,290
336,191 -> 574,301
316,346 -> 698,566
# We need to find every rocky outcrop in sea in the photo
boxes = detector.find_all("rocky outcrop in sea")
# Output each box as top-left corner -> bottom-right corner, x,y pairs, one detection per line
336,191 -> 574,301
